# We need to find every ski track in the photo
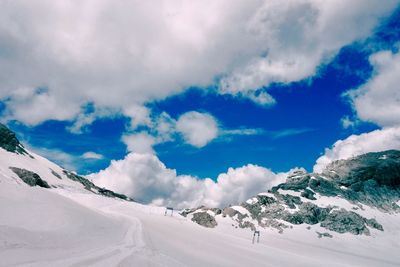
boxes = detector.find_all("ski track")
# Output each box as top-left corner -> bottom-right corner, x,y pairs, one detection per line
2,189 -> 400,267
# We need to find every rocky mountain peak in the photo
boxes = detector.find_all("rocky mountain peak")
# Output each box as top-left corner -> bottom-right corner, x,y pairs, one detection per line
322,150 -> 400,188
0,123 -> 28,155
183,150 -> 400,237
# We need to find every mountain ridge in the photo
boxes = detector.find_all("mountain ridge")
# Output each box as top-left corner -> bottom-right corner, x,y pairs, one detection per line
183,150 -> 400,237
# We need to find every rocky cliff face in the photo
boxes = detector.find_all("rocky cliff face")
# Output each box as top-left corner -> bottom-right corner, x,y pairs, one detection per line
0,123 -> 28,155
183,150 -> 400,236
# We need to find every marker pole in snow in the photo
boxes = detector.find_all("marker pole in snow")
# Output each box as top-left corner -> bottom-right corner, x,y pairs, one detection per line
165,207 -> 174,216
252,230 -> 260,244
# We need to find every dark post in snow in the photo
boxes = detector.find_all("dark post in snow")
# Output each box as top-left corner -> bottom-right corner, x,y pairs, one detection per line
252,230 -> 260,244
165,207 -> 174,216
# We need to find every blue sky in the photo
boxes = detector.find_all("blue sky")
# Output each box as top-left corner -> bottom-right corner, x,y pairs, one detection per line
4,5 -> 399,180
1,2 -> 400,208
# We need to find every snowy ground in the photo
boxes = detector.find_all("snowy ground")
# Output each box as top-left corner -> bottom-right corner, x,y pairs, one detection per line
1,149 -> 400,266
1,178 -> 400,267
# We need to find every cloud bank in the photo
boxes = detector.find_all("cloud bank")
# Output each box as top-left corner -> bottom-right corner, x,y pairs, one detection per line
89,153 -> 286,209
0,0 -> 397,127
347,49 -> 400,127
314,127 -> 400,173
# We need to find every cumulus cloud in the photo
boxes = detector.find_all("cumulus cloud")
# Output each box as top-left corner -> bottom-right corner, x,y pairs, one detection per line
67,106 -> 118,134
176,111 -> 219,147
121,111 -> 220,152
219,0 -> 399,95
313,127 -> 400,173
81,151 -> 104,160
0,0 -> 397,127
122,132 -> 156,154
340,115 -> 360,130
89,152 -> 285,209
347,49 -> 400,127
121,110 -> 263,152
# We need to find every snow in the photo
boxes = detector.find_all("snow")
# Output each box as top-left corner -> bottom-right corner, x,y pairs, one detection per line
231,205 -> 251,216
278,189 -> 302,197
246,197 -> 258,205
1,148 -> 400,266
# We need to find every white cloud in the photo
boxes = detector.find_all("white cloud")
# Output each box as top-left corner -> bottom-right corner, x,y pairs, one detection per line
313,127 -> 400,173
347,49 -> 400,127
219,0 -> 399,95
340,115 -> 359,130
81,151 -> 104,160
153,112 -> 176,143
206,164 -> 286,207
222,128 -> 264,136
67,106 -> 118,134
268,128 -> 313,139
122,132 -> 156,154
123,105 -> 152,129
121,110 -> 266,151
316,49 -> 400,173
176,111 -> 219,147
89,152 -> 285,209
0,0 -> 397,127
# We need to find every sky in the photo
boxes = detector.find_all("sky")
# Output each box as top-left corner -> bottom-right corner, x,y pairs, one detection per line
1,1 -> 400,208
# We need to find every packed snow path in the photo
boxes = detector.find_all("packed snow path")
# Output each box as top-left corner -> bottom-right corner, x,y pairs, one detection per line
1,178 -> 399,267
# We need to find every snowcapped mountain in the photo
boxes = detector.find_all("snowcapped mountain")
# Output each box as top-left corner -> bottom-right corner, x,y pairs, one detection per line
1,123 -> 400,267
184,150 -> 400,237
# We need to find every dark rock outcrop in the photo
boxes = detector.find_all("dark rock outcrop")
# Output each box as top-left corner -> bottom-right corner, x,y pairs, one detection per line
10,167 -> 50,188
62,170 -> 133,201
316,232 -> 333,238
191,212 -> 218,228
50,169 -> 62,179
0,124 -> 28,155
320,209 -> 375,235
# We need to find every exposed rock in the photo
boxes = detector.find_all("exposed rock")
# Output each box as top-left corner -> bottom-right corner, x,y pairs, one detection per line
298,202 -> 330,224
276,194 -> 302,209
323,150 -> 400,188
62,170 -> 132,201
222,207 -> 239,218
191,212 -> 217,228
0,124 -> 28,155
316,232 -> 333,238
365,218 -> 384,231
320,209 -> 370,235
185,151 -> 398,237
10,167 -> 50,188
301,188 -> 316,200
180,207 -> 198,217
50,169 -> 62,179
239,221 -> 256,231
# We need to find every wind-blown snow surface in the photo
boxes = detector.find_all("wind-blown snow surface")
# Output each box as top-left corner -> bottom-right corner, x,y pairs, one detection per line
1,148 -> 400,266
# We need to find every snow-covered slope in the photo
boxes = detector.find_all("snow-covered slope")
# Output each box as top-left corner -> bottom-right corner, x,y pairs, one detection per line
1,124 -> 400,266
0,125 -> 131,201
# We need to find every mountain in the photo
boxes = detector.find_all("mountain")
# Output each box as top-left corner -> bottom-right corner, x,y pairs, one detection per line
184,150 -> 400,236
0,123 -> 132,201
0,123 -> 399,266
